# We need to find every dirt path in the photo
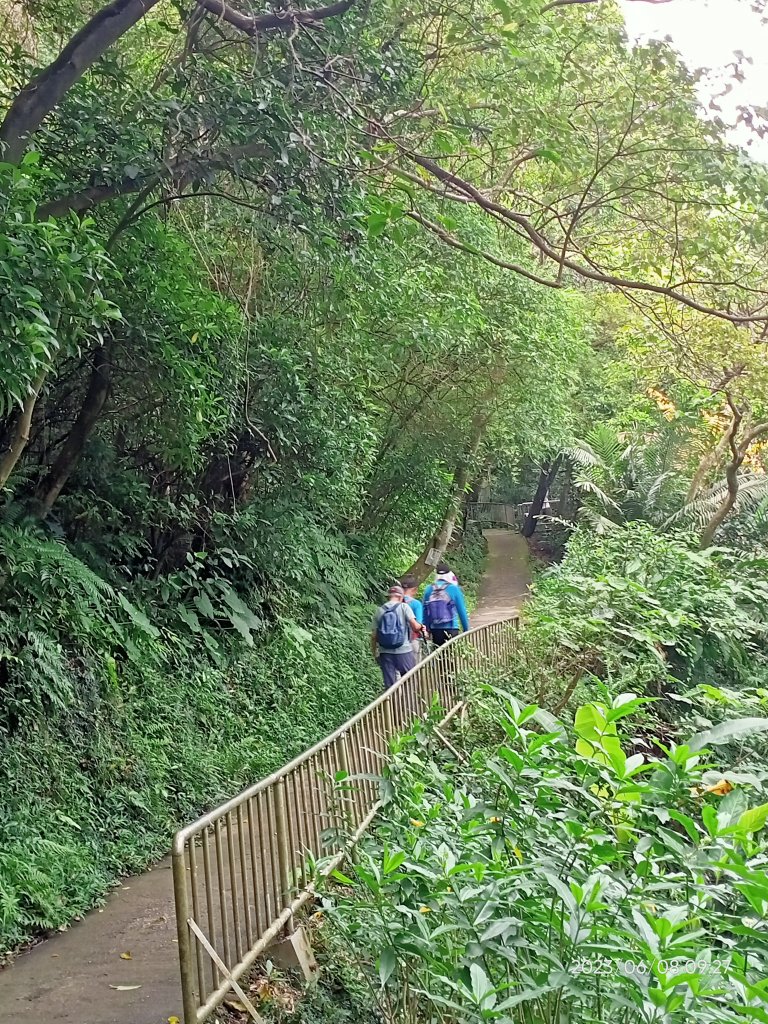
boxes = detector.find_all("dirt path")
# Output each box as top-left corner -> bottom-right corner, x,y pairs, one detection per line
471,529 -> 531,627
0,528 -> 530,1024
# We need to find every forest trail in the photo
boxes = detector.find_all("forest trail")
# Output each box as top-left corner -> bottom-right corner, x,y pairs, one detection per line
0,530 -> 530,1024
471,529 -> 531,627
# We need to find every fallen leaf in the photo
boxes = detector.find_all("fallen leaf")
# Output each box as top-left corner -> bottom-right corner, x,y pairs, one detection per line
225,998 -> 249,1012
51,954 -> 59,958
109,984 -> 142,991
120,952 -> 132,960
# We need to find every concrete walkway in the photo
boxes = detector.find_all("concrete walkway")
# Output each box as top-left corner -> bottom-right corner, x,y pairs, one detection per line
472,529 -> 531,627
0,860 -> 180,1024
0,529 -> 531,1024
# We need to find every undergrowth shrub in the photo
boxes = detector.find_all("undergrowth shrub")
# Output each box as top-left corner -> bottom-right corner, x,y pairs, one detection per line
319,687 -> 768,1024
0,512 -> 400,951
0,506 -> 486,952
518,523 -> 768,707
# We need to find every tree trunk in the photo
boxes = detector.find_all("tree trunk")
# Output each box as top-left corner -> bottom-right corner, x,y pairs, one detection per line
0,371 -> 47,490
697,402 -> 768,547
36,344 -> 112,514
522,456 -> 561,537
0,0 -> 163,164
407,413 -> 489,583
558,458 -> 573,518
687,425 -> 733,503
699,461 -> 740,548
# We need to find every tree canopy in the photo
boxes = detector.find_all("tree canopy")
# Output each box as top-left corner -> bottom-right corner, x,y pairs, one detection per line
3,0 -> 768,957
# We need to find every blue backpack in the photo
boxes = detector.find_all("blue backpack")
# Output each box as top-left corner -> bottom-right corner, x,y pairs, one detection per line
426,581 -> 455,626
376,602 -> 408,649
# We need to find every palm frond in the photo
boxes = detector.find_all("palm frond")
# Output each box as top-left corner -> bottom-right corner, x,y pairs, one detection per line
664,473 -> 768,530
564,441 -> 602,470
585,424 -> 625,467
578,506 -> 623,534
574,476 -> 624,514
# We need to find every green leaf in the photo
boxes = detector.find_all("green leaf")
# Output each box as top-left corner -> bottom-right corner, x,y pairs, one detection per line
117,593 -> 160,639
383,850 -> 407,875
736,803 -> 768,835
378,947 -> 396,986
228,612 -> 254,646
688,717 -> 768,752
367,213 -> 389,237
194,592 -> 217,619
574,703 -> 611,743
702,803 -> 719,838
177,605 -> 202,632
667,810 -> 700,844
470,963 -> 493,1005
480,918 -> 517,942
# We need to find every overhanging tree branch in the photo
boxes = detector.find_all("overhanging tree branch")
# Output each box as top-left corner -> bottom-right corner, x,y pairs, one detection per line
197,0 -> 357,34
542,0 -> 673,10
406,210 -> 558,288
0,0 -> 164,164
37,140 -> 271,219
400,150 -> 768,325
0,0 -> 358,164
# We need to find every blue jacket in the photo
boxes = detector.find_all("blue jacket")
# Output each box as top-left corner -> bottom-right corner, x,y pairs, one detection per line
423,580 -> 469,632
404,595 -> 424,625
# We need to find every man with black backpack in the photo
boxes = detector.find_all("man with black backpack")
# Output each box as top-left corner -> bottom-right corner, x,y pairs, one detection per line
423,562 -> 470,646
371,584 -> 421,688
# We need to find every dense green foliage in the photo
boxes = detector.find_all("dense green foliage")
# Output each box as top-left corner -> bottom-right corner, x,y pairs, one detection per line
524,524 -> 768,700
318,689 -> 768,1024
283,520 -> 768,1024
3,0 -> 768,968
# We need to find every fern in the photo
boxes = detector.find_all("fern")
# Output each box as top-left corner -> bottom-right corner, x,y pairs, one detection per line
584,423 -> 626,467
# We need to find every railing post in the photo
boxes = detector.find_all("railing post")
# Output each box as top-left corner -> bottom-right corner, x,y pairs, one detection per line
337,731 -> 360,860
383,693 -> 394,741
338,731 -> 356,823
274,778 -> 294,933
173,845 -> 199,1024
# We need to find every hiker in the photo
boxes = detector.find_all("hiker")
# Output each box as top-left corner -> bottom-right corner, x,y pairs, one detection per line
401,574 -> 425,660
423,562 -> 470,646
371,584 -> 420,688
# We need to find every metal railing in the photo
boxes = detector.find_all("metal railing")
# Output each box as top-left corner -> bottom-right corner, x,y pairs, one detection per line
466,500 -> 562,529
518,499 -> 561,517
172,617 -> 519,1023
466,501 -> 520,526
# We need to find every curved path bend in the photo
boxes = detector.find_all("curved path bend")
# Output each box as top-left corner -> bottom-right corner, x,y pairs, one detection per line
0,528 -> 530,1024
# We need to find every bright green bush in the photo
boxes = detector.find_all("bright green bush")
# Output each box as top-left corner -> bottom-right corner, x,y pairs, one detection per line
522,523 -> 768,699
320,688 -> 768,1024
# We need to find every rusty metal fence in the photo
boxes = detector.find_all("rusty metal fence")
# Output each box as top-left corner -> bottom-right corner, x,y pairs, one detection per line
466,500 -> 562,529
172,616 -> 519,1023
466,501 -> 520,527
